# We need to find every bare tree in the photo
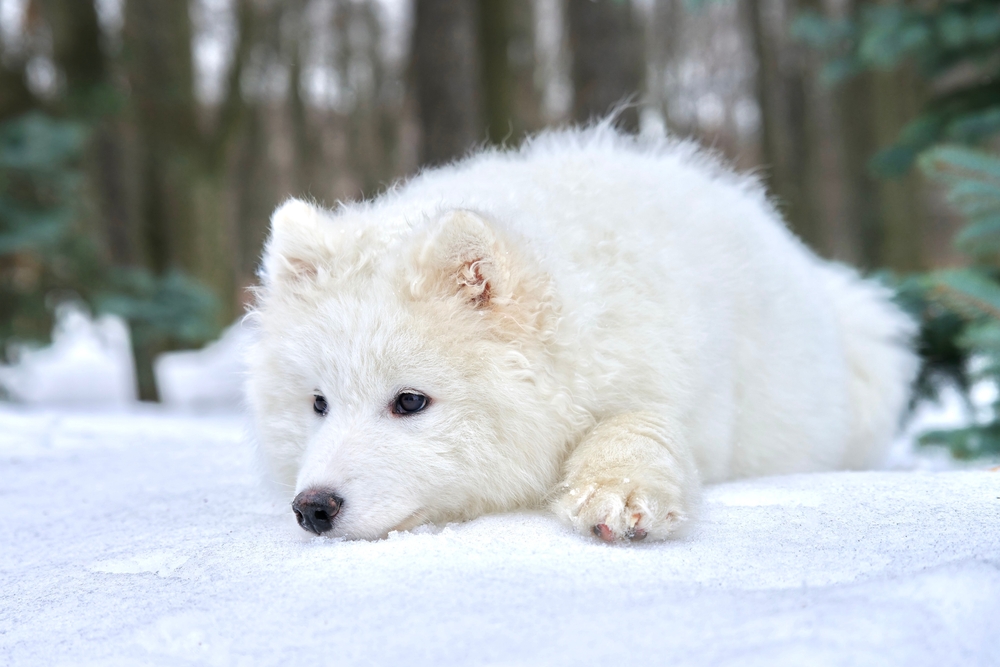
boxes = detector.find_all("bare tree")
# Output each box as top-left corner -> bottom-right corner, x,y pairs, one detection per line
745,0 -> 824,251
40,0 -> 138,269
411,0 -> 483,165
479,0 -> 541,145
566,0 -> 642,132
869,66 -> 928,271
121,0 -> 258,398
40,0 -> 105,108
828,1 -> 929,271
0,57 -> 33,123
834,71 -> 882,268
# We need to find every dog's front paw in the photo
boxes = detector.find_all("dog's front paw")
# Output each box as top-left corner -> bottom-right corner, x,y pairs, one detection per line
554,477 -> 689,543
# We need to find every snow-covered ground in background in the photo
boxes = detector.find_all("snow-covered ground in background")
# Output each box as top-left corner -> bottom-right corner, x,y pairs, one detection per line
2,311 -> 999,665
154,322 -> 249,411
0,305 -> 136,406
0,307 -> 250,411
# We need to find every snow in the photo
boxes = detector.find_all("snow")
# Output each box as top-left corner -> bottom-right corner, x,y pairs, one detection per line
154,322 -> 249,411
0,304 -> 136,406
1,406 -> 998,666
1,309 -> 999,665
0,307 -> 249,412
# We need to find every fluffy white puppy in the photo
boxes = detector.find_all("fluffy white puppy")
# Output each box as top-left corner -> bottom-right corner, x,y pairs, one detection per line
246,126 -> 917,542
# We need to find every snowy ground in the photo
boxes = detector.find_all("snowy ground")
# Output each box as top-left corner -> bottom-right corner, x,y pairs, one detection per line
1,405 -> 998,667
2,311 -> 999,665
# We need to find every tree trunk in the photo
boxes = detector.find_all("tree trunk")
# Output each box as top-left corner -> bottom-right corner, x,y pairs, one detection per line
123,0 -> 199,271
123,0 -> 241,318
130,330 -> 161,403
40,0 -> 136,267
647,0 -> 679,130
834,72 -> 883,268
829,0 -> 927,272
745,0 -> 824,253
346,1 -> 397,197
288,10 -> 315,195
478,0 -> 540,145
39,0 -> 106,112
871,67 -> 927,272
233,107 -> 274,287
411,0 -> 483,166
0,46 -> 34,122
566,0 -> 642,132
120,0 -> 246,399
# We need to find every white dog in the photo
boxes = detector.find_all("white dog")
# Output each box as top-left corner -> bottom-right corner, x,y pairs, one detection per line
246,126 -> 917,542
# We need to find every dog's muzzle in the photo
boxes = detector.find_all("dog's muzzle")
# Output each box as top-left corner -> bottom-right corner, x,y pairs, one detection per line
292,488 -> 343,535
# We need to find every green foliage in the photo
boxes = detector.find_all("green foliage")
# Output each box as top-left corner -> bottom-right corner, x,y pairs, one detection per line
795,1 -> 1000,175
898,145 -> 1000,458
0,115 -> 83,254
894,274 -> 970,407
96,269 -> 219,349
0,112 -> 219,390
1,113 -> 90,354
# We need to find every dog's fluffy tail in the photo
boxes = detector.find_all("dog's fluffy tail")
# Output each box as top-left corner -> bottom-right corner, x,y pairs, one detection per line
823,264 -> 919,469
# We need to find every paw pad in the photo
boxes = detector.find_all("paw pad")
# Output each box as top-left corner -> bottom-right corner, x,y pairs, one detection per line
592,522 -> 648,542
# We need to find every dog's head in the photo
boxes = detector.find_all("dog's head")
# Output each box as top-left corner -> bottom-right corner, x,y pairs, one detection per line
246,199 -> 579,539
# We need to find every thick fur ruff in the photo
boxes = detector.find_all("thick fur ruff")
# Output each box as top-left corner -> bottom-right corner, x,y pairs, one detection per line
246,125 -> 918,542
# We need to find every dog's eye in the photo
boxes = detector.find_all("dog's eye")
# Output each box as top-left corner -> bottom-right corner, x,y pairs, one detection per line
393,392 -> 428,415
313,395 -> 329,416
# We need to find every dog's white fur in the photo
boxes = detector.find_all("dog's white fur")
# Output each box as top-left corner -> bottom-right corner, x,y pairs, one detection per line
246,126 -> 917,542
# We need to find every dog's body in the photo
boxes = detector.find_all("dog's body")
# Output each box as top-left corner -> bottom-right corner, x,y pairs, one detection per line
246,127 -> 917,542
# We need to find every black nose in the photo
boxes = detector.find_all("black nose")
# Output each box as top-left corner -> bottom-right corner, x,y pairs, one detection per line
292,488 -> 343,535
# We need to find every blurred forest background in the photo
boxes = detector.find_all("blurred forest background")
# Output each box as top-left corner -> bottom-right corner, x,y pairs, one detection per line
3,0 -> 1000,455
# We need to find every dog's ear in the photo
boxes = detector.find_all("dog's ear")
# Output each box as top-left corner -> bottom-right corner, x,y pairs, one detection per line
261,199 -> 329,286
415,209 -> 509,308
